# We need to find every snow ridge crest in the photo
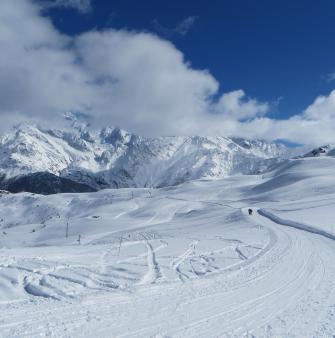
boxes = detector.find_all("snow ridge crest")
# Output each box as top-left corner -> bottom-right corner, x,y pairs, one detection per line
0,120 -> 294,190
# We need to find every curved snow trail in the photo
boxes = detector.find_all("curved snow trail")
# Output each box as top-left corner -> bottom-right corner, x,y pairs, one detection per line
3,211 -> 335,338
258,208 -> 335,241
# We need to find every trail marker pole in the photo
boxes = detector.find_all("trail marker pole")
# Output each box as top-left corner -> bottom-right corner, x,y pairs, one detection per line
66,217 -> 69,238
118,235 -> 123,256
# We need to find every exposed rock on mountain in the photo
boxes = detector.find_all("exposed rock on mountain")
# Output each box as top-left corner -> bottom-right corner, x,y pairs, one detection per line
0,120 -> 295,193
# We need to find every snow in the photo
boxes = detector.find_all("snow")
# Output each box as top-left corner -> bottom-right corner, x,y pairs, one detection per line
0,154 -> 335,337
0,123 -> 290,189
258,208 -> 335,241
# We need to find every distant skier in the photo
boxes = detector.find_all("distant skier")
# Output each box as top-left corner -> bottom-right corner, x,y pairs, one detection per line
248,208 -> 253,215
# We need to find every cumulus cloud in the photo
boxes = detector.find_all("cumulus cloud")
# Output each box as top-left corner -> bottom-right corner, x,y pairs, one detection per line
0,0 -> 335,145
303,90 -> 335,121
218,91 -> 335,145
214,90 -> 269,120
74,29 -> 220,135
40,0 -> 92,13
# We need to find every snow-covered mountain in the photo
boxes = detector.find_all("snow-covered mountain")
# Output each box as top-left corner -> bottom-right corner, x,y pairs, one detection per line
0,118 -> 297,193
302,144 -> 335,158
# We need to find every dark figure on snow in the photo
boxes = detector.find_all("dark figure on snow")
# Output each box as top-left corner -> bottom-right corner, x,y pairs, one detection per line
248,208 -> 253,215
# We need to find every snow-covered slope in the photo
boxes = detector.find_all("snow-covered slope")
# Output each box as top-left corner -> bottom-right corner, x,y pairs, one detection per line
0,120 -> 289,192
1,153 -> 335,336
302,144 -> 335,157
251,156 -> 335,200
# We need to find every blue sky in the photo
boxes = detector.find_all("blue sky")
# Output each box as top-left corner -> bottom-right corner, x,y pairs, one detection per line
47,0 -> 335,120
1,0 -> 335,144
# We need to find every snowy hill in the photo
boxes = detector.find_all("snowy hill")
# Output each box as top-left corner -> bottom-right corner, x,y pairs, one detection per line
302,144 -> 335,158
1,153 -> 335,336
0,120 -> 291,193
0,119 -> 335,337
251,156 -> 335,200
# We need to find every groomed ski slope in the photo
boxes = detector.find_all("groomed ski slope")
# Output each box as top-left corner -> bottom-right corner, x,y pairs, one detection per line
0,157 -> 335,337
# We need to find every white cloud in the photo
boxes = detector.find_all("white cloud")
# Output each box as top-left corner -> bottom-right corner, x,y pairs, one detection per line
153,16 -> 198,37
326,72 -> 335,82
40,0 -> 92,13
174,16 -> 198,36
214,90 -> 269,120
303,90 -> 335,121
218,91 -> 335,145
74,29 -> 219,135
1,0 -> 335,145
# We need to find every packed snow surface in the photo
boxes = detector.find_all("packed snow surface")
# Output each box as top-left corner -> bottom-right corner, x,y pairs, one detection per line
0,156 -> 335,337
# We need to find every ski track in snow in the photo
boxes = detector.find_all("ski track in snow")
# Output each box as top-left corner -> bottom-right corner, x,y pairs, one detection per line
170,240 -> 199,282
6,219 -> 332,338
1,171 -> 335,337
138,240 -> 167,285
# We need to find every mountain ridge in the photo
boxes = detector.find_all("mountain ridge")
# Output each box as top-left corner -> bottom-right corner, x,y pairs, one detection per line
0,120 -> 314,193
